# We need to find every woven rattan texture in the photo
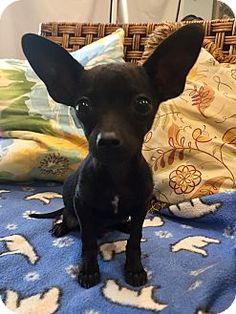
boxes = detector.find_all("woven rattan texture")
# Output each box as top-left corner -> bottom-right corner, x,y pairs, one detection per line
40,19 -> 236,64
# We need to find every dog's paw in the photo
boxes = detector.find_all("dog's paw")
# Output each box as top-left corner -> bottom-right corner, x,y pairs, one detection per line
78,270 -> 101,289
50,220 -> 69,237
125,268 -> 147,287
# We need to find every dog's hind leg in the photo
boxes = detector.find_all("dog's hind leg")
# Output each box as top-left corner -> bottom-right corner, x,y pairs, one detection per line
50,208 -> 79,237
51,171 -> 81,237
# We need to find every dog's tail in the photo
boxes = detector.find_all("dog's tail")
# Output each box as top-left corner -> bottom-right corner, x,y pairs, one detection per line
29,208 -> 63,219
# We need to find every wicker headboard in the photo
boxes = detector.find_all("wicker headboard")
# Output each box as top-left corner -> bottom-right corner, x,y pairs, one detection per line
40,19 -> 236,64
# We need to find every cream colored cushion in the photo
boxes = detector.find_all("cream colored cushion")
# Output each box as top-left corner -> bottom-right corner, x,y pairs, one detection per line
141,25 -> 236,207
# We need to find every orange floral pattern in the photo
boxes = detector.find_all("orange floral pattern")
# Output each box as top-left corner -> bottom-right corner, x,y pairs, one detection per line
142,47 -> 236,206
188,83 -> 215,117
169,165 -> 202,195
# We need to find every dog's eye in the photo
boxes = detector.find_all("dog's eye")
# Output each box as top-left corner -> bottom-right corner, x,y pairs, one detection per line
134,97 -> 152,115
75,97 -> 91,113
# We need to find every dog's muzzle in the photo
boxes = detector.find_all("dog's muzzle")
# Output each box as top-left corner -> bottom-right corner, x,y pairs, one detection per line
96,132 -> 122,149
94,131 -> 127,163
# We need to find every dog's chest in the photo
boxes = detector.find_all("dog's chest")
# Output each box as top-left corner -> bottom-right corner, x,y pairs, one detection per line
91,185 -> 135,217
81,174 -> 137,217
79,157 -> 153,217
111,195 -> 119,214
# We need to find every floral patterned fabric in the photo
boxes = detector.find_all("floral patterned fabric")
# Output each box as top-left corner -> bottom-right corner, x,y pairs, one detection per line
0,29 -> 124,182
142,46 -> 236,208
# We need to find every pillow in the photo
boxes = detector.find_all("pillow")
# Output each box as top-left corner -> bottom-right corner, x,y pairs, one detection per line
141,23 -> 236,209
0,28 -> 125,181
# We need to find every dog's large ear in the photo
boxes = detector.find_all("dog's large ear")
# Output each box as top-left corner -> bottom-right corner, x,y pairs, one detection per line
143,24 -> 204,102
22,34 -> 84,105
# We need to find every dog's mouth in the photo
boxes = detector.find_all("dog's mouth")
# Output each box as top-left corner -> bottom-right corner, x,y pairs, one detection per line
92,146 -> 129,165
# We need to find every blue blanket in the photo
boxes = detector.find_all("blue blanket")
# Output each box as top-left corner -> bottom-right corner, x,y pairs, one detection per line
0,182 -> 235,314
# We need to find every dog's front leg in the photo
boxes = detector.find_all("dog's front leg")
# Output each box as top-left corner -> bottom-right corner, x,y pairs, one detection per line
125,204 -> 147,287
74,196 -> 100,288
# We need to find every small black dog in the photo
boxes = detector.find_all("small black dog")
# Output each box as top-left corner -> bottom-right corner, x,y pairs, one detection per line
22,24 -> 203,289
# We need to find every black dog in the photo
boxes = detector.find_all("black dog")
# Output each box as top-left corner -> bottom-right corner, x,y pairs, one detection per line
22,24 -> 203,289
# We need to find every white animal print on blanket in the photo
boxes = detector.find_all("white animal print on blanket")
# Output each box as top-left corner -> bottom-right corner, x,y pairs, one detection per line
4,287 -> 60,314
0,234 -> 39,264
168,199 -> 221,218
25,192 -> 62,204
143,216 -> 164,227
99,239 -> 146,261
102,280 -> 167,312
0,190 -> 10,197
0,299 -> 16,314
170,236 -> 220,257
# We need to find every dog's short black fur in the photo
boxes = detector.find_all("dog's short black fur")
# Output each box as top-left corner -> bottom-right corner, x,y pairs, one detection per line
22,24 -> 203,289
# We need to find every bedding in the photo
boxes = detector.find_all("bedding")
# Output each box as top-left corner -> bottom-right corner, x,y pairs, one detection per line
141,23 -> 236,207
0,181 -> 235,314
0,28 -> 124,182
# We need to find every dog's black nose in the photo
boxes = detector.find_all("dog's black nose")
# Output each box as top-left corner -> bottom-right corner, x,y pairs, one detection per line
96,132 -> 121,148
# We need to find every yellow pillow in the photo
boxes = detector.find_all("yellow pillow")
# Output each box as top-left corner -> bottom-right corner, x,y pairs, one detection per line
0,29 -> 125,182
